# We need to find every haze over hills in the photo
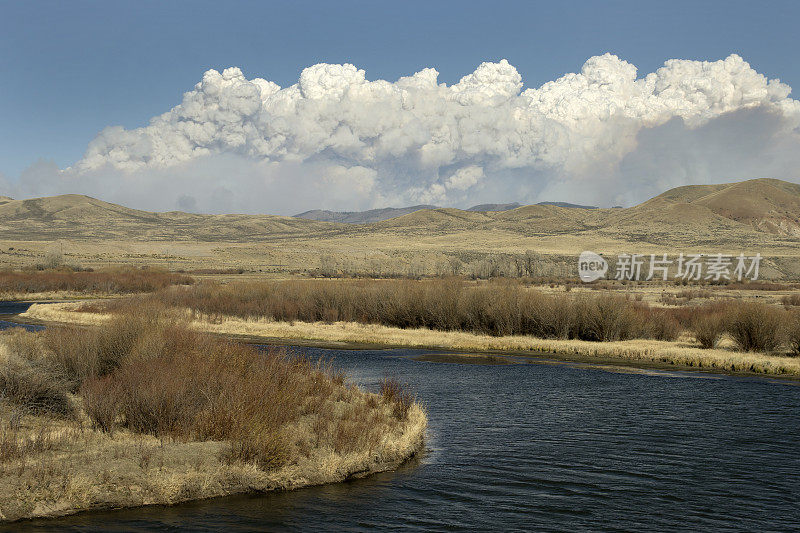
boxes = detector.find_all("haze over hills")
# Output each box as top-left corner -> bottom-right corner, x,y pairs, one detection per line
465,203 -> 521,212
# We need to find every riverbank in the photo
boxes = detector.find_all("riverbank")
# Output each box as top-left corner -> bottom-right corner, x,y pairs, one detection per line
0,310 -> 426,523
23,302 -> 800,377
0,406 -> 425,523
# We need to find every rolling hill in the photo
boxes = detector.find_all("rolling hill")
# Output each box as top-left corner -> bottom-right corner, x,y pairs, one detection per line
0,178 -> 798,241
0,178 -> 797,275
647,178 -> 800,236
0,194 -> 340,241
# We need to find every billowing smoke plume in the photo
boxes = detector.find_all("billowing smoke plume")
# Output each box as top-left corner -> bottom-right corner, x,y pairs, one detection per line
7,54 -> 800,213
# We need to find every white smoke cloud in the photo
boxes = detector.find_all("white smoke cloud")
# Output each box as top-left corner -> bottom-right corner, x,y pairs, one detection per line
5,54 -> 800,213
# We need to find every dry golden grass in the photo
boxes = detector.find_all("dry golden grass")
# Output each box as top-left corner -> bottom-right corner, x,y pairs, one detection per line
0,310 -> 426,523
0,404 -> 425,523
24,302 -> 800,377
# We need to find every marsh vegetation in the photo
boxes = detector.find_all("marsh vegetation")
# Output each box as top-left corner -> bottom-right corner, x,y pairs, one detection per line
0,306 -> 425,522
105,278 -> 800,355
0,267 -> 193,298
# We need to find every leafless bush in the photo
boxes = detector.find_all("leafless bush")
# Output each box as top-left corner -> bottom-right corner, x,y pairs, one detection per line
139,279 -> 682,342
637,308 -> 682,341
0,329 -> 73,416
692,313 -> 727,349
725,302 -> 785,353
57,308 -> 398,470
781,293 -> 800,307
785,310 -> 800,356
0,267 -> 193,294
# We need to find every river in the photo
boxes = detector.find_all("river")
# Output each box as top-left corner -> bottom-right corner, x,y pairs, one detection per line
2,314 -> 800,531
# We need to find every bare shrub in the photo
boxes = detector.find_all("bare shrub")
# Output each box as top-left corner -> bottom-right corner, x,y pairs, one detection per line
781,293 -> 800,307
80,376 -> 119,432
692,313 -> 727,349
70,311 -> 394,470
676,289 -> 713,301
42,327 -> 100,390
0,354 -> 72,417
574,295 -> 640,341
725,302 -> 785,353
0,304 -> 415,494
0,329 -> 72,416
0,267 -> 193,294
727,281 -> 795,291
223,431 -> 289,470
786,310 -> 800,356
637,308 -> 682,341
141,279 -> 681,342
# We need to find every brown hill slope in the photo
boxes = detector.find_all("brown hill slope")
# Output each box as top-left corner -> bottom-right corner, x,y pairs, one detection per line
370,178 -> 800,241
0,179 -> 797,245
642,178 -> 800,236
0,194 -> 339,241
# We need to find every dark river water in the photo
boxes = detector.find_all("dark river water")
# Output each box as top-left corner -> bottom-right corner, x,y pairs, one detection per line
3,319 -> 800,531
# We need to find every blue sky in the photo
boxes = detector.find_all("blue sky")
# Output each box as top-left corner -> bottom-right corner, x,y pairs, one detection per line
2,0 -> 799,179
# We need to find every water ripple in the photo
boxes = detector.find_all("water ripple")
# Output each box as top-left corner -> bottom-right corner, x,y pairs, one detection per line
9,346 -> 800,531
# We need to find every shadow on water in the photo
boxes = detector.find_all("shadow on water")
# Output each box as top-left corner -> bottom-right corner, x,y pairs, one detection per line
0,301 -> 36,315
0,301 -> 43,332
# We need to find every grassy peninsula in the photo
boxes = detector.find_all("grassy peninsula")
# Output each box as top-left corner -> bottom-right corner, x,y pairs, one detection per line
0,307 -> 426,522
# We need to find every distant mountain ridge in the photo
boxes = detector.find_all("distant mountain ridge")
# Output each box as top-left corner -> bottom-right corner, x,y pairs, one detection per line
296,201 -> 598,223
465,202 -> 521,212
294,205 -> 437,224
536,201 -> 598,209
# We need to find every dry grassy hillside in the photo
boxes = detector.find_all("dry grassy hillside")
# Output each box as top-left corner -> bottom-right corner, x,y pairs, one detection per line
0,178 -> 797,277
0,195 -> 341,241
636,178 -> 800,235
